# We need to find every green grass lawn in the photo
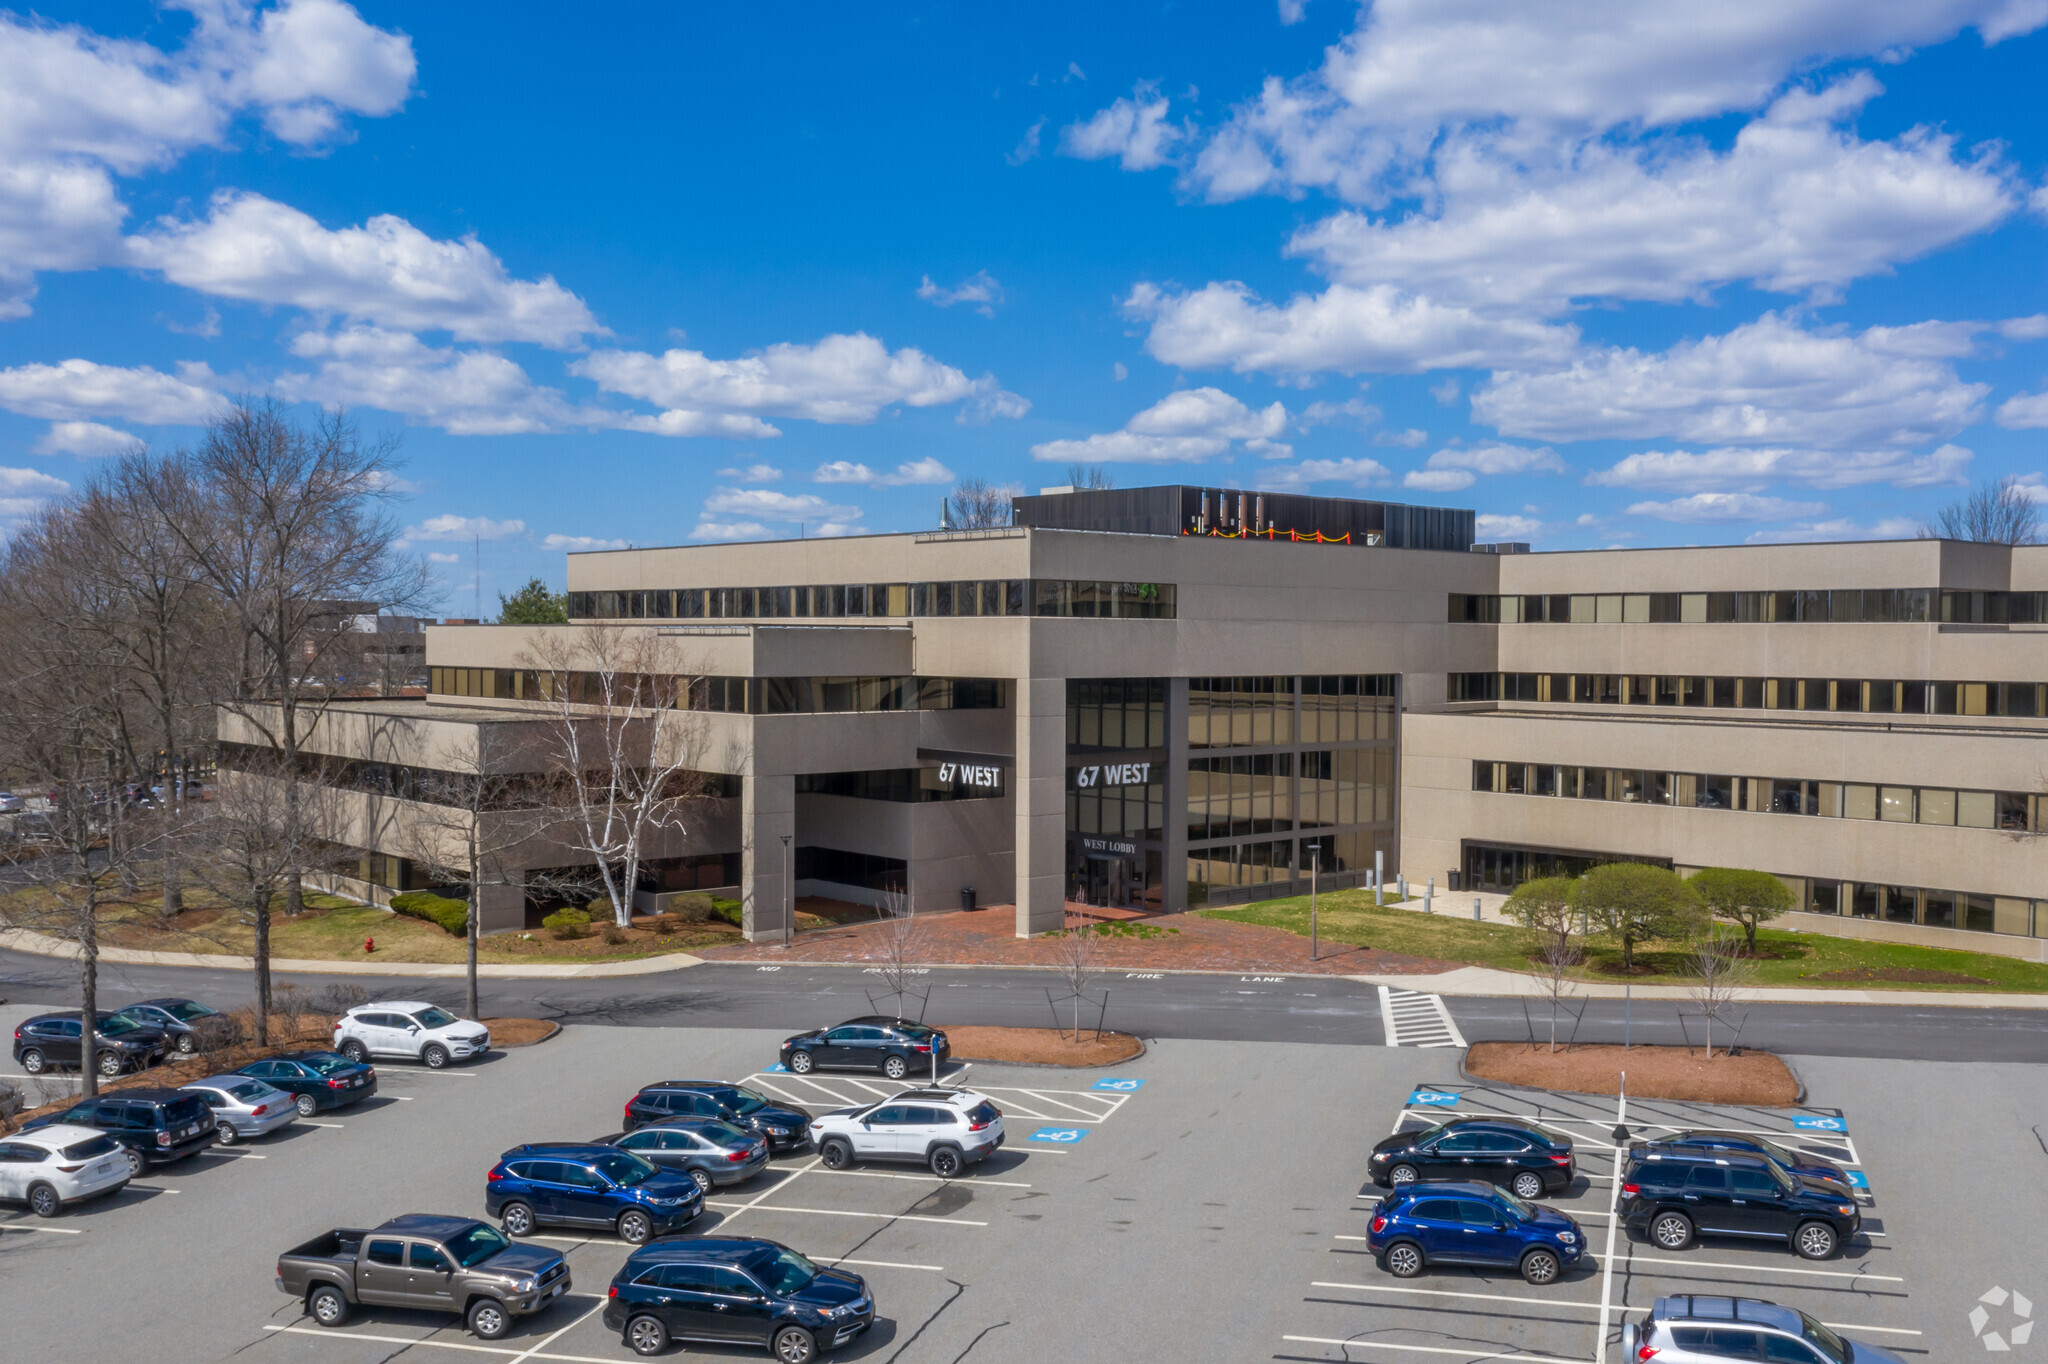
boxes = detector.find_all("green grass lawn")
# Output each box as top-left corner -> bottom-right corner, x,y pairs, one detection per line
1200,887 -> 2048,993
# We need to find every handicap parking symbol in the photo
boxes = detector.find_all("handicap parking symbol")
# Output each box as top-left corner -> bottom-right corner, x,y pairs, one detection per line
1409,1090 -> 1460,1107
1029,1126 -> 1090,1144
1090,1078 -> 1145,1092
1792,1115 -> 1847,1132
1845,1170 -> 1869,1190
763,1063 -> 788,1073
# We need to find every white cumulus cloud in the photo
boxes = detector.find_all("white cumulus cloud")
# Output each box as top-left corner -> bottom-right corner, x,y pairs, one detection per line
34,420 -> 145,458
704,488 -> 862,525
0,358 -> 221,425
276,326 -> 582,436
812,458 -> 955,487
1260,456 -> 1393,490
1587,443 -> 1972,490
714,463 -> 783,482
1030,386 -> 1289,463
1996,388 -> 2048,429
404,513 -> 527,542
1060,83 -> 1186,171
1402,442 -> 1566,493
542,533 -> 629,552
1476,513 -> 1543,540
1626,492 -> 1831,522
916,270 -> 1004,316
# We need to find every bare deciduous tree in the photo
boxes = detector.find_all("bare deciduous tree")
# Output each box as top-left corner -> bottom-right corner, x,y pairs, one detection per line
944,477 -> 1011,529
1049,922 -> 1105,1042
1063,463 -> 1114,490
1686,925 -> 1756,1060
867,885 -> 926,1021
1920,475 -> 2042,544
1533,938 -> 1583,1055
524,625 -> 712,929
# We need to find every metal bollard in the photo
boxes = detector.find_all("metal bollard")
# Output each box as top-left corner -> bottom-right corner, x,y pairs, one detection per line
1399,874 -> 1408,900
1473,897 -> 1482,921
1424,877 -> 1434,914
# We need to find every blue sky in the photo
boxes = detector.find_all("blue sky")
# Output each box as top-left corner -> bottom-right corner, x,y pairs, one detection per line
5,2 -> 2048,608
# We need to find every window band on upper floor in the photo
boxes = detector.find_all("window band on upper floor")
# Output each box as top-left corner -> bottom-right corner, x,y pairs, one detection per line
1449,672 -> 2048,718
1449,589 -> 2048,624
430,668 -> 1005,714
567,579 -> 1175,622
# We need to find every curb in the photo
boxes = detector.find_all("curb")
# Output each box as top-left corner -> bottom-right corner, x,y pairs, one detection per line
1456,1044 -> 1805,1110
0,928 -> 706,979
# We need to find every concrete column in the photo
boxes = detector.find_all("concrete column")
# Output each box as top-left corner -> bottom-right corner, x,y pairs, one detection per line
475,879 -> 526,936
742,770 -> 795,942
1014,677 -> 1067,938
1162,677 -> 1189,913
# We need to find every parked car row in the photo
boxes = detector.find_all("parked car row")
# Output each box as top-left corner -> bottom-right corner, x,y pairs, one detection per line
1360,1115 -> 1897,1362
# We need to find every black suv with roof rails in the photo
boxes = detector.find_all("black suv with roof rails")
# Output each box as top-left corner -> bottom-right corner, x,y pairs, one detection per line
23,1087 -> 216,1176
1620,1148 -> 1861,1260
1633,1130 -> 1853,1191
1367,1117 -> 1577,1199
1621,1294 -> 1907,1362
779,1017 -> 949,1079
623,1081 -> 813,1150
603,1237 -> 873,1361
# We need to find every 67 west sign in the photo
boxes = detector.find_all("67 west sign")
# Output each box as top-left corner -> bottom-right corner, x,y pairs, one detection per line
1073,761 -> 1152,789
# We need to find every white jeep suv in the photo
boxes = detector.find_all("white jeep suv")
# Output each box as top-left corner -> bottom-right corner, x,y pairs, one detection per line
333,1001 -> 490,1068
808,1088 -> 1004,1178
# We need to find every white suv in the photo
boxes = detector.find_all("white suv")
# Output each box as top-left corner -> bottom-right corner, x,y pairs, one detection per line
808,1088 -> 1004,1178
0,1123 -> 130,1216
333,1001 -> 490,1068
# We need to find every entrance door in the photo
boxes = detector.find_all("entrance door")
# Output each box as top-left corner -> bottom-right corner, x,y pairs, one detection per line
1082,857 -> 1144,909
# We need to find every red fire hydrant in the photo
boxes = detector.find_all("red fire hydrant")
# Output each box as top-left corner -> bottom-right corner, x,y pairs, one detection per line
364,937 -> 376,953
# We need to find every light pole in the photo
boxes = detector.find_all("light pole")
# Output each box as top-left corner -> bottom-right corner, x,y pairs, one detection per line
1309,845 -> 1320,962
780,833 -> 792,949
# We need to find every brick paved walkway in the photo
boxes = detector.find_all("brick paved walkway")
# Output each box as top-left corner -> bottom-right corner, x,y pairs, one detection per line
699,901 -> 1456,976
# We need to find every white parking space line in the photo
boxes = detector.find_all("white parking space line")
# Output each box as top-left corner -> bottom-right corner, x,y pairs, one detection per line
827,1257 -> 944,1272
1622,1254 -> 1902,1282
711,1154 -> 821,1230
205,1150 -> 266,1158
301,1121 -> 344,1128
369,1067 -> 478,1077
0,1222 -> 83,1234
1378,986 -> 1400,1047
843,1078 -> 897,1098
1312,1281 -> 1600,1312
130,1186 -> 180,1194
745,1075 -> 822,1106
1015,1089 -> 1106,1118
808,1167 -> 1031,1189
508,1300 -> 609,1364
702,1199 -> 986,1227
774,1074 -> 872,1106
261,1324 -> 616,1363
1594,1085 -> 1625,1364
1282,1336 -> 1581,1362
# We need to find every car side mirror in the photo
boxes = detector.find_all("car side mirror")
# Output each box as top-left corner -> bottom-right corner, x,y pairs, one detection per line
408,1024 -> 421,1033
1494,1222 -> 1508,1232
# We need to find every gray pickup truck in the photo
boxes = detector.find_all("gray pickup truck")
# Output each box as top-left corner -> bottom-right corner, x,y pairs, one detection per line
276,1213 -> 572,1339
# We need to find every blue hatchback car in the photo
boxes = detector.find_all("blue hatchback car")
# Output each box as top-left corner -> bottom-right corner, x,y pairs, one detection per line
1365,1181 -> 1587,1285
486,1142 -> 704,1245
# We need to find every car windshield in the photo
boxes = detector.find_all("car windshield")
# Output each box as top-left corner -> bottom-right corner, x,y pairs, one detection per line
96,1015 -> 142,1037
1751,1136 -> 1797,1165
1798,1312 -> 1850,1363
162,1001 -> 217,1022
1496,1191 -> 1537,1220
300,1052 -> 355,1075
592,1151 -> 658,1186
748,1246 -> 819,1296
226,1081 -> 270,1101
730,1086 -> 772,1115
699,1120 -> 752,1145
413,1007 -> 458,1028
445,1223 -> 510,1267
61,1135 -> 118,1160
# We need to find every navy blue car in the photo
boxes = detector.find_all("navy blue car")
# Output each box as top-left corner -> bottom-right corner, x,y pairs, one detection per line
1364,1181 -> 1587,1285
486,1143 -> 702,1245
603,1237 -> 873,1361
1635,1131 -> 1853,1190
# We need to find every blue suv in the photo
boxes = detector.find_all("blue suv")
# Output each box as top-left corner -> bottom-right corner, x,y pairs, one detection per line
1364,1181 -> 1587,1285
486,1143 -> 703,1245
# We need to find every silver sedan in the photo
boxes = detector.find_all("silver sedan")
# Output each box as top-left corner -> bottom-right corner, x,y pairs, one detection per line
180,1076 -> 299,1144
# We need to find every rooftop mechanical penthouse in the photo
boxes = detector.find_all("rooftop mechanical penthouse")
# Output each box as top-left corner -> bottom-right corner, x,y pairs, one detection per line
225,485 -> 2048,959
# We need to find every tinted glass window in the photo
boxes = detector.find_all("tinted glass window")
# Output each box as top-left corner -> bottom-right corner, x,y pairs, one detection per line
1476,1134 -> 1527,1152
1729,1168 -> 1778,1196
1459,1200 -> 1503,1225
226,1081 -> 269,1101
97,1016 -> 143,1037
61,1135 -> 118,1160
162,1001 -> 216,1022
410,1244 -> 452,1270
658,1264 -> 718,1293
868,1106 -> 911,1124
617,1131 -> 659,1150
301,1053 -> 354,1075
164,1097 -> 208,1126
907,1107 -> 950,1126
1672,1329 -> 1711,1350
1708,1330 -> 1762,1353
0,1143 -> 36,1161
1686,1166 -> 1728,1190
592,1152 -> 657,1186
699,1120 -> 752,1145
1434,1132 -> 1481,1153
505,1162 -> 543,1181
366,1240 -> 405,1266
823,1028 -> 860,1041
554,1162 -> 601,1189
967,1102 -> 1000,1125
1763,1338 -> 1821,1363
1410,1200 -> 1458,1221
702,1267 -> 759,1296
748,1246 -> 819,1296
55,1020 -> 81,1038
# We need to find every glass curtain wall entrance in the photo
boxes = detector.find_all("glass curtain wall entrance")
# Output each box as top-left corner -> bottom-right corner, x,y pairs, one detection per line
1066,679 -> 1166,911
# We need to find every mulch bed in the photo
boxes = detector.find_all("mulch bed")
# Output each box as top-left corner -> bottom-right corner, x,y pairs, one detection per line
945,1026 -> 1142,1067
1466,1041 -> 1799,1106
1801,966 -> 1991,985
481,1017 -> 557,1046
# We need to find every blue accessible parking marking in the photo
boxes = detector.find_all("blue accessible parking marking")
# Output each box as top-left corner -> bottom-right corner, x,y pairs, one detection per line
1409,1090 -> 1460,1107
1845,1170 -> 1869,1189
1792,1115 -> 1848,1132
1090,1078 -> 1145,1092
762,1063 -> 788,1073
1029,1126 -> 1091,1144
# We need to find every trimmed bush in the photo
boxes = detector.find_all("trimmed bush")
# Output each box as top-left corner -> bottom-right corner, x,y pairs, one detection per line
710,896 -> 743,927
672,892 -> 714,923
543,907 -> 591,940
601,925 -> 627,946
389,891 -> 470,937
650,915 -> 680,936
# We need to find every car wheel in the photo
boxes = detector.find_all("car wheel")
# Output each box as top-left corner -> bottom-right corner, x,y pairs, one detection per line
468,1298 -> 511,1340
882,1054 -> 909,1080
930,1146 -> 963,1179
1651,1212 -> 1693,1250
19,1048 -> 43,1074
501,1201 -> 535,1236
339,1040 -> 368,1064
1511,1172 -> 1545,1201
788,1050 -> 814,1074
96,1051 -> 123,1077
1794,1221 -> 1839,1260
423,1044 -> 450,1069
215,1121 -> 238,1146
123,1147 -> 144,1178
617,1209 -> 653,1244
308,1285 -> 349,1328
295,1093 -> 318,1117
626,1314 -> 669,1356
1388,1163 -> 1419,1185
1521,1249 -> 1561,1285
773,1325 -> 817,1364
689,1167 -> 714,1194
27,1182 -> 61,1218
820,1138 -> 852,1170
1384,1241 -> 1425,1278
175,1034 -> 195,1054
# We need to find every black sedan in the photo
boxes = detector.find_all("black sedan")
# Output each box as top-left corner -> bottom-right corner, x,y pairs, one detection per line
624,1081 -> 813,1150
1639,1131 -> 1854,1190
235,1051 -> 378,1116
106,998 -> 223,1055
596,1119 -> 774,1193
1366,1118 -> 1576,1199
779,1018 -> 949,1080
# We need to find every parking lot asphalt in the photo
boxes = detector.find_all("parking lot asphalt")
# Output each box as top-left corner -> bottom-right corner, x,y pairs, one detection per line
3,999 -> 2044,1363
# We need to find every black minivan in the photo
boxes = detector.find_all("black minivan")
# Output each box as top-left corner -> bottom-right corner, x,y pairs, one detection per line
1620,1149 -> 1862,1259
25,1088 -> 217,1176
602,1237 -> 872,1361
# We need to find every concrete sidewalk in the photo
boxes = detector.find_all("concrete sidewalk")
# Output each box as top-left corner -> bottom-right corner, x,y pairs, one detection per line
1344,961 -> 2048,1008
0,927 -> 704,978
